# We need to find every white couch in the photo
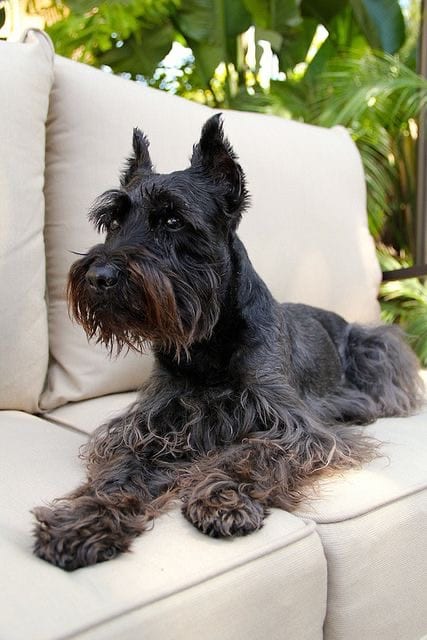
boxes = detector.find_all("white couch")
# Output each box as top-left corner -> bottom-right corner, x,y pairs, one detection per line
0,29 -> 426,640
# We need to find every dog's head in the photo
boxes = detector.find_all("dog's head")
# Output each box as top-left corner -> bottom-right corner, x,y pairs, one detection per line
67,114 -> 249,356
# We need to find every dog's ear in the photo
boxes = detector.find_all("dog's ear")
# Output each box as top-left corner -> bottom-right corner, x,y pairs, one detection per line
121,127 -> 153,186
191,114 -> 249,227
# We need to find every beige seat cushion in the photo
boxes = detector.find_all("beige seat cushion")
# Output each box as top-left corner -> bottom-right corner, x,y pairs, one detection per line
41,53 -> 381,410
0,411 -> 326,640
45,391 -> 137,434
0,30 -> 53,411
295,408 -> 427,640
47,386 -> 427,639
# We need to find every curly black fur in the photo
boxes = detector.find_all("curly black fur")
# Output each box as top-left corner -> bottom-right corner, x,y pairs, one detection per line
33,114 -> 424,571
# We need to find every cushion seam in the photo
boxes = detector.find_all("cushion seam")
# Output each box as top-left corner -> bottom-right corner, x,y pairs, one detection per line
38,413 -> 90,437
300,482 -> 427,525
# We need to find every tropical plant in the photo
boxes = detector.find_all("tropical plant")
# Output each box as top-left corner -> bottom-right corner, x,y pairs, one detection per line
309,51 -> 427,255
378,246 -> 427,366
39,0 -> 408,102
31,0 -> 181,75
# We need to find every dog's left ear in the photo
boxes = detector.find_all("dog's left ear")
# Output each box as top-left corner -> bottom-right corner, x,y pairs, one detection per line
191,114 -> 248,227
121,127 -> 153,187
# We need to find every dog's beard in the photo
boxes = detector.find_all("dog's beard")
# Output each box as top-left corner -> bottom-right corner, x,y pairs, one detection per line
67,250 -> 221,358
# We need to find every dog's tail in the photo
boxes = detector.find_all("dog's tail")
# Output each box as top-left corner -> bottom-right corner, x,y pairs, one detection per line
343,323 -> 425,417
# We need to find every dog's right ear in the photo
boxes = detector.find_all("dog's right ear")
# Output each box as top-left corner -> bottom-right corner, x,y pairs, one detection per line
191,114 -> 249,228
121,128 -> 153,186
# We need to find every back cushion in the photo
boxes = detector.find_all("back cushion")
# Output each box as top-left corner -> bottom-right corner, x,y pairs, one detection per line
41,54 -> 381,411
0,30 -> 53,411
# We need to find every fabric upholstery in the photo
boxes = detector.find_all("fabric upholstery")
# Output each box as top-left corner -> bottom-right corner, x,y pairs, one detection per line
41,54 -> 381,410
45,391 -> 137,434
295,409 -> 427,640
47,390 -> 427,639
320,492 -> 427,640
0,30 -> 53,411
0,411 -> 326,640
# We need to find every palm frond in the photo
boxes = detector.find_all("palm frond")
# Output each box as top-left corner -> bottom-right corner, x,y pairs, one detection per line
313,51 -> 427,131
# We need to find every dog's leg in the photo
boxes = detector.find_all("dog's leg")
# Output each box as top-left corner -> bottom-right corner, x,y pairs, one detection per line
32,412 -> 175,571
181,439 -> 307,538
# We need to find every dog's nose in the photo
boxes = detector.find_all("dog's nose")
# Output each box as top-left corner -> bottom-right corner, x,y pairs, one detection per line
86,264 -> 119,291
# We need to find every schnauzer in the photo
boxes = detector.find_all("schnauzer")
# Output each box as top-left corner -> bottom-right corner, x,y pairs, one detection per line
33,114 -> 423,571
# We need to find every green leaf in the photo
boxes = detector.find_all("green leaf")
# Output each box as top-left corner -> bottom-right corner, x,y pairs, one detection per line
244,0 -> 301,30
269,78 -> 312,121
173,0 -> 252,89
303,35 -> 335,79
229,86 -> 273,112
173,0 -> 214,41
277,17 -> 318,70
175,0 -> 251,42
301,0 -> 344,23
349,0 -> 405,54
224,0 -> 252,37
187,40 -> 223,86
242,0 -> 269,27
47,0 -> 180,64
98,23 -> 175,76
406,310 -> 427,365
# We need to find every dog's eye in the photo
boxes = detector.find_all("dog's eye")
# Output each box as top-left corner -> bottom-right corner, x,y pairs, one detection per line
165,215 -> 183,230
109,219 -> 121,232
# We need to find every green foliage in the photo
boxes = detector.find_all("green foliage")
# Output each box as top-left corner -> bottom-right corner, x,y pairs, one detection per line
45,0 -> 408,86
349,0 -> 405,53
311,52 -> 427,253
48,0 -> 180,74
378,247 -> 427,366
172,0 -> 252,102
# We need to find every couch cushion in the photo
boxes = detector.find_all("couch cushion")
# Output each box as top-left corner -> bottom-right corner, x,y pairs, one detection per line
45,391 -> 137,434
41,53 -> 380,410
0,30 -> 53,411
294,409 -> 427,640
0,410 -> 326,640
46,386 -> 427,639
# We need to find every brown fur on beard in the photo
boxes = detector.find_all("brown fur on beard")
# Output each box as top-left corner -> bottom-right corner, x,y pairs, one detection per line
67,251 -> 218,357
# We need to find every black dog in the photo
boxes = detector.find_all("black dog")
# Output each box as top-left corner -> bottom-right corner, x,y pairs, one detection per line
33,114 -> 423,571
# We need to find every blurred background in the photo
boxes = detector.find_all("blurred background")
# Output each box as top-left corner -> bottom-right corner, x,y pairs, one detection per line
2,0 -> 427,362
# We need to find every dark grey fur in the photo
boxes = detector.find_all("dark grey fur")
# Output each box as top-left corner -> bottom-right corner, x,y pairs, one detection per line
32,114 -> 424,571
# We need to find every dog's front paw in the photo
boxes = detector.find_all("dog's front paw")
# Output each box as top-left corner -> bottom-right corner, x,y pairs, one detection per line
32,504 -> 129,571
182,483 -> 266,538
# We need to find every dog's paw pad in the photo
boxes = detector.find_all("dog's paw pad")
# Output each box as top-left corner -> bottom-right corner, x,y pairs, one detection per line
182,491 -> 265,538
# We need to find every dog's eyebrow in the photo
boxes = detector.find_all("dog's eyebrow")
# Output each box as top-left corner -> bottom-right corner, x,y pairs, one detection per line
143,185 -> 207,229
143,186 -> 185,217
88,189 -> 131,231
142,184 -> 172,204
